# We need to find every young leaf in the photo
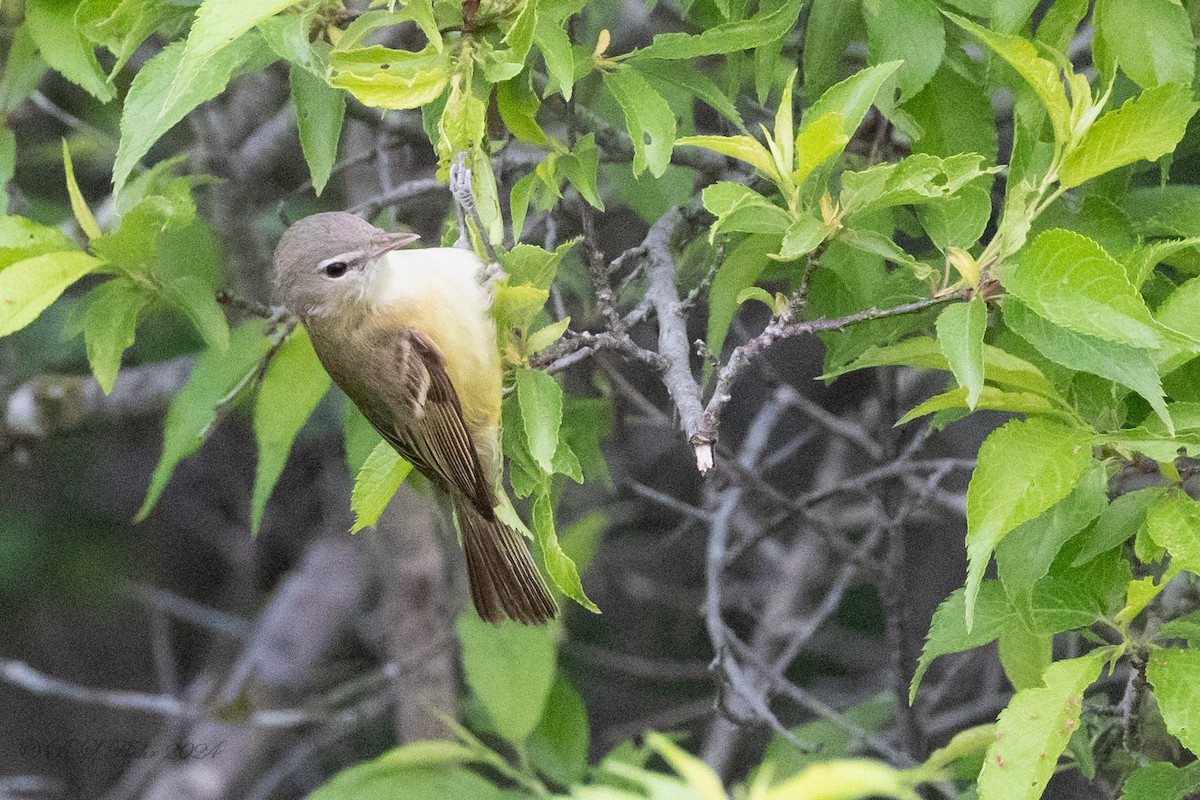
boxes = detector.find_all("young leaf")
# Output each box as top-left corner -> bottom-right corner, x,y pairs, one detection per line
1059,83 -> 1199,189
164,0 -> 302,111
862,0 -> 944,102
113,34 -> 273,196
701,183 -> 792,237
675,135 -> 781,184
558,134 -> 604,210
602,68 -> 676,178
251,328 -> 332,535
964,418 -> 1093,628
840,153 -> 995,215
792,111 -> 848,189
350,441 -> 413,533
945,12 -> 1072,147
0,216 -> 74,269
978,653 -> 1105,800
629,0 -> 805,60
0,251 -> 105,337
533,490 -> 599,613
290,64 -> 345,196
456,611 -> 556,744
1146,645 -> 1200,756
516,367 -> 563,474
643,732 -> 726,800
83,278 -> 147,394
802,60 -> 903,142
1002,229 -> 1164,351
138,321 -> 273,521
62,141 -> 101,241
329,45 -> 449,111
25,0 -> 114,101
896,385 -> 1064,425
1094,0 -> 1195,89
1003,301 -> 1171,431
935,297 -> 987,409
0,26 -> 48,115
705,233 -> 776,368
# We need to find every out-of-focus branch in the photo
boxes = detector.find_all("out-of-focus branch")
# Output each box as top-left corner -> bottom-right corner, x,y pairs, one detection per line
2,357 -> 195,445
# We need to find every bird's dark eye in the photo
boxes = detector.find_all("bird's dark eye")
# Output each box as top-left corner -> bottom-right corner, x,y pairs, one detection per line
322,261 -> 349,278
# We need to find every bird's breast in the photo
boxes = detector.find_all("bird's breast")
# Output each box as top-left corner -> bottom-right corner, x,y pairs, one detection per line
367,248 -> 502,432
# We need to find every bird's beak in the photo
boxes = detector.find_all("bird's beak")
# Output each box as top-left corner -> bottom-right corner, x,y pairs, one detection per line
369,231 -> 420,258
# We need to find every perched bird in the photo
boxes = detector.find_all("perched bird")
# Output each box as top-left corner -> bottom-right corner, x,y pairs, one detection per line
273,211 -> 556,624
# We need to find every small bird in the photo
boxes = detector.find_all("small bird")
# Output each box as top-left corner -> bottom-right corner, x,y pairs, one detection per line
273,211 -> 556,625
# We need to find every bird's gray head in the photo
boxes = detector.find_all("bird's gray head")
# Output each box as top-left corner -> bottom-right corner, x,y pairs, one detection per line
272,211 -> 420,318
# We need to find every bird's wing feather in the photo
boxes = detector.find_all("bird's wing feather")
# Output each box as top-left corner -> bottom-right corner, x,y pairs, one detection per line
370,327 -> 496,517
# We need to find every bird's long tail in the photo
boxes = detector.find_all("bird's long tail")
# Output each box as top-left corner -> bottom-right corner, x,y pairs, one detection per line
455,498 -> 557,625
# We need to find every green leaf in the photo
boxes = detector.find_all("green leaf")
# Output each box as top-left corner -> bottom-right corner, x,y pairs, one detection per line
978,653 -> 1105,800
1060,84 -> 1199,189
532,489 -> 598,612
1145,490 -> 1200,575
78,0 -> 174,78
840,153 -> 995,215
1095,0 -> 1195,89
0,217 -> 75,270
862,0 -> 944,102
935,297 -> 986,410
705,233 -> 776,367
290,64 -> 345,196
643,60 -> 745,130
1002,229 -> 1164,350
502,240 -> 575,291
528,676 -> 590,787
83,278 -> 146,394
165,0 -> 302,111
1072,487 -> 1168,567
0,251 -> 105,337
350,441 -> 413,533
629,0 -> 805,60
945,12 -> 1072,147
896,385 -> 1065,425
25,0 -> 114,101
516,368 -> 563,474
994,462 -> 1108,605
558,134 -> 604,210
917,180 -> 993,251
803,60 -> 904,141
62,141 -> 101,241
251,329 -> 331,535
113,34 -> 272,197
774,215 -> 830,260
701,183 -> 792,237
803,0 -> 863,98
138,321 -> 273,521
905,65 -> 999,161
997,625 -> 1053,690
1003,301 -> 1170,431
603,68 -> 676,178
0,129 -> 13,216
643,732 -> 727,800
308,759 -> 511,800
792,111 -> 849,189
0,26 -> 48,115
256,10 -> 324,75
329,45 -> 449,110
1147,645 -> 1200,756
496,75 -> 550,145
160,275 -> 231,352
1119,762 -> 1200,800
456,611 -> 556,743
964,418 -> 1093,628
675,135 -> 781,183
533,1 -> 580,100
761,759 -> 914,800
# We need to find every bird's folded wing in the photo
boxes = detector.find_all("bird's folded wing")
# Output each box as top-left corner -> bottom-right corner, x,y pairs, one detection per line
371,327 -> 496,517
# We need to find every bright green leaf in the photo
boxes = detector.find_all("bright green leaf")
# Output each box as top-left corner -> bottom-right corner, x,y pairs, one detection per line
160,275 -> 231,352
1146,645 -> 1200,756
964,418 -> 1094,628
0,251 -> 105,337
138,321 -> 273,520
1145,490 -> 1200,575
1002,229 -> 1164,350
978,653 -> 1105,800
533,489 -> 599,612
329,45 -> 449,111
528,676 -> 589,787
251,328 -> 331,535
290,64 -> 345,196
61,141 -> 101,241
1094,0 -> 1195,89
350,441 -> 413,533
1060,83 -> 1199,189
629,0 -> 805,60
862,0 -> 944,101
456,610 -> 556,743
676,135 -> 781,183
516,367 -> 563,474
603,68 -> 676,178
83,278 -> 146,394
25,0 -> 114,101
935,297 -> 987,409
1119,762 -> 1200,800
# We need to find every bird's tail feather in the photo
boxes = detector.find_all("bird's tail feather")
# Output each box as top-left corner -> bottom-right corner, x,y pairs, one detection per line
456,499 -> 557,625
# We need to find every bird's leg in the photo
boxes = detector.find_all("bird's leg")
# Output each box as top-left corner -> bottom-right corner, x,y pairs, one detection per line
449,153 -> 504,282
